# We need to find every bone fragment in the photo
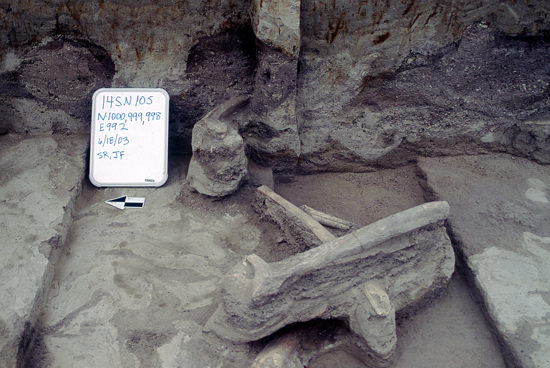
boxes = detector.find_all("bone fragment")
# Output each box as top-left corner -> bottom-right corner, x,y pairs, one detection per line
254,185 -> 336,249
299,204 -> 358,231
350,283 -> 397,366
251,329 -> 306,368
186,96 -> 249,197
202,95 -> 249,121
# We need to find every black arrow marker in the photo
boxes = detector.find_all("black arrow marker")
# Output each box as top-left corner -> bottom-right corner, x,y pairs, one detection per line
105,196 -> 145,210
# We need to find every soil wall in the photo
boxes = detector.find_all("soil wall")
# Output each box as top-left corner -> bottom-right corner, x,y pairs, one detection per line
1,0 -> 549,175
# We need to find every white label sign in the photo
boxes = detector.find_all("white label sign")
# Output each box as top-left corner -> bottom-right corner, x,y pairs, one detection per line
89,88 -> 169,187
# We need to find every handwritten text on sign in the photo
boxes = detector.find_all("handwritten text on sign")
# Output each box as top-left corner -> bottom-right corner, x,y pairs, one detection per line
89,88 -> 169,187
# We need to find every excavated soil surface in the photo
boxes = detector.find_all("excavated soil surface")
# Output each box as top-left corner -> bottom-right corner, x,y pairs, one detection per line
23,155 -> 508,368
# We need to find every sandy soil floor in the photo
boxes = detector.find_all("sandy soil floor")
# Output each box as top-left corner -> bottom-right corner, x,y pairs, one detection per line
33,156 -> 507,367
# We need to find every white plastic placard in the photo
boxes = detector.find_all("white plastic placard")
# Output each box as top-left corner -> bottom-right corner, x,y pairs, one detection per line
89,88 -> 169,187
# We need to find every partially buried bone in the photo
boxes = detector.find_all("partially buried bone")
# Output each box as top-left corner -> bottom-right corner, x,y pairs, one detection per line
299,204 -> 358,231
253,185 -> 336,250
206,195 -> 454,367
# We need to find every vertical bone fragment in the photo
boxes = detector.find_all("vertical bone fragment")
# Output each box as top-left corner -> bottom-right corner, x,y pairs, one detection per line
350,283 -> 397,367
186,97 -> 249,197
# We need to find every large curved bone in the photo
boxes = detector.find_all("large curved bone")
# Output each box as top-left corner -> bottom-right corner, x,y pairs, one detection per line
205,199 -> 454,366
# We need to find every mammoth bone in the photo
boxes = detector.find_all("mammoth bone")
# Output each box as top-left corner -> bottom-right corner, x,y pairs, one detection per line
204,189 -> 454,367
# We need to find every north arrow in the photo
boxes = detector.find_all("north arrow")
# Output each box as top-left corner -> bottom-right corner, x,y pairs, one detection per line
105,196 -> 145,210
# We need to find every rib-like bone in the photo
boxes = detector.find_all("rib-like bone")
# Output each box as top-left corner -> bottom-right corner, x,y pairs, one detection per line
299,204 -> 358,231
254,185 -> 336,249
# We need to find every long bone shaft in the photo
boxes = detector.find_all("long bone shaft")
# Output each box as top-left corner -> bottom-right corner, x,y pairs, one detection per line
206,200 -> 453,344
226,200 -> 450,305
